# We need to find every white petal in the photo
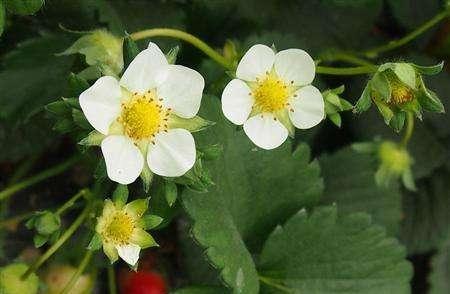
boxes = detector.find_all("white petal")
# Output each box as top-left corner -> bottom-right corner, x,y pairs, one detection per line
157,65 -> 204,118
147,129 -> 196,177
236,44 -> 275,81
101,135 -> 144,184
79,76 -> 121,135
243,114 -> 288,150
120,42 -> 168,93
274,49 -> 316,86
116,243 -> 141,266
221,79 -> 254,125
288,85 -> 325,129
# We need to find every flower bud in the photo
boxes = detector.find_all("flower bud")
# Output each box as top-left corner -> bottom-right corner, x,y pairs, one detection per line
59,29 -> 124,76
355,61 -> 445,132
0,263 -> 39,294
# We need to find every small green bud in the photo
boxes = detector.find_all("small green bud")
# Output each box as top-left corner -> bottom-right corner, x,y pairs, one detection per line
323,85 -> 352,127
0,263 -> 39,294
376,141 -> 416,191
59,29 -> 124,76
34,212 -> 61,236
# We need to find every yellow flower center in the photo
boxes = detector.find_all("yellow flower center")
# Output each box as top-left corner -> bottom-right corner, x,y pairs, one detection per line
120,91 -> 168,141
252,73 -> 291,113
104,211 -> 134,245
390,83 -> 413,105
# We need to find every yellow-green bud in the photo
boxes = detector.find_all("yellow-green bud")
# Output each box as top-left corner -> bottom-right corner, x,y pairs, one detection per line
378,141 -> 411,175
0,263 -> 39,294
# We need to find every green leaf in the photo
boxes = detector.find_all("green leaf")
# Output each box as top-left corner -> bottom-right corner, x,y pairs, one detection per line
320,147 -> 402,235
5,0 -> 43,15
400,170 -> 450,254
112,184 -> 128,207
67,73 -> 90,97
429,236 -> 450,294
258,206 -> 413,293
182,97 -> 323,293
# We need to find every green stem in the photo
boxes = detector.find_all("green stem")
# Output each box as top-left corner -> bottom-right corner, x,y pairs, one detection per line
108,264 -> 117,294
401,112 -> 415,147
21,199 -> 92,280
0,155 -> 81,201
316,65 -> 377,75
130,28 -> 233,70
364,10 -> 449,58
55,189 -> 88,216
61,250 -> 93,294
7,154 -> 40,185
319,51 -> 375,66
259,276 -> 294,293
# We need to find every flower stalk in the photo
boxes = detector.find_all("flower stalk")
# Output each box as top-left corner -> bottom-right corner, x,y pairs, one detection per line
60,250 -> 94,294
0,155 -> 81,201
364,10 -> 450,58
401,112 -> 415,147
130,28 -> 233,70
316,65 -> 378,75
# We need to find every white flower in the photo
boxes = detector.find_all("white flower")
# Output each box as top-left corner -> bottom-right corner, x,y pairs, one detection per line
221,44 -> 325,150
80,42 -> 205,184
96,198 -> 156,266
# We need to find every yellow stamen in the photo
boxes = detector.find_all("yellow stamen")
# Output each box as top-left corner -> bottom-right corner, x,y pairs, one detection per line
252,73 -> 291,113
390,82 -> 414,105
120,91 -> 166,140
104,211 -> 134,245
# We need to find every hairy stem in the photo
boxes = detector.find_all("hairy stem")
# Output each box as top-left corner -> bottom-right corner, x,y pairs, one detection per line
21,199 -> 92,280
0,155 -> 81,201
61,250 -> 94,294
316,65 -> 377,75
364,10 -> 449,58
56,189 -> 88,216
130,28 -> 233,70
401,112 -> 415,147
319,51 -> 375,66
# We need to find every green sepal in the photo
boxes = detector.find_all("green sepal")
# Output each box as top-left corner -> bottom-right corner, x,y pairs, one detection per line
68,72 -> 89,97
168,114 -> 215,133
112,184 -> 129,207
163,181 -> 177,207
140,164 -> 154,193
140,215 -> 163,230
127,198 -> 150,218
410,61 -> 444,75
389,112 -> 406,133
328,113 -> 342,127
373,99 -> 394,125
62,97 -> 81,109
123,34 -> 139,70
78,130 -> 105,146
274,109 -> 295,137
402,168 -> 417,191
166,46 -> 180,64
133,229 -> 158,249
33,234 -> 48,248
94,160 -> 107,181
354,84 -> 372,113
197,144 -> 223,161
392,63 -> 417,90
416,77 -> 445,113
87,232 -> 103,251
371,71 -> 391,102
